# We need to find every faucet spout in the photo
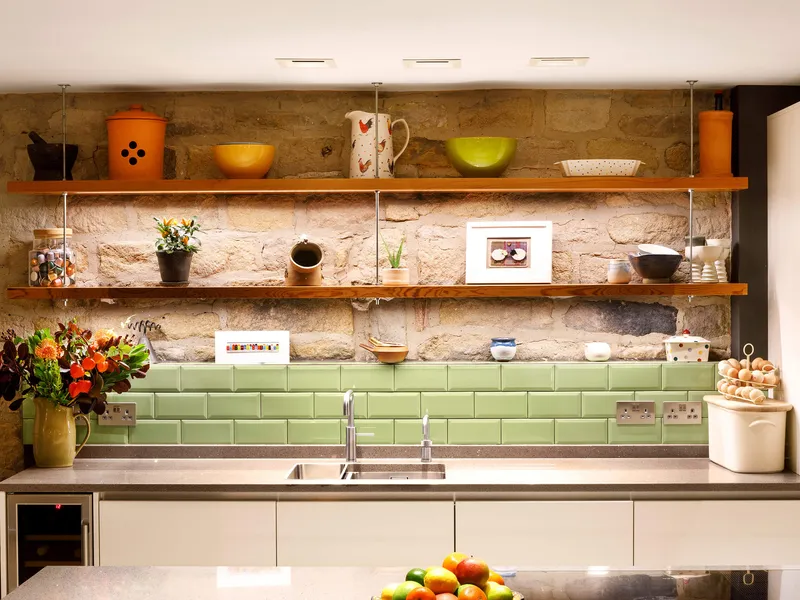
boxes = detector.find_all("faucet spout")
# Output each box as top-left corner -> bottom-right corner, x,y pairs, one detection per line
421,412 -> 432,463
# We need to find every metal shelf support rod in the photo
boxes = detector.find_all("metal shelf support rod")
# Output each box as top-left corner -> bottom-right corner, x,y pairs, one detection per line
687,79 -> 698,285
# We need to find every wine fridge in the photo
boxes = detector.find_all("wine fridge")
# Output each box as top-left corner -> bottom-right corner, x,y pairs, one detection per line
6,494 -> 93,591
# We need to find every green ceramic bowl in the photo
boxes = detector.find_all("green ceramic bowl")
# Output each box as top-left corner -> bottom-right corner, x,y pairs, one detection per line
445,137 -> 517,177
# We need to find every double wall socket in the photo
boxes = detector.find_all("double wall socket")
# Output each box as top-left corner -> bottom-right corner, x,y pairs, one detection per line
98,402 -> 137,427
616,401 -> 655,425
663,401 -> 702,425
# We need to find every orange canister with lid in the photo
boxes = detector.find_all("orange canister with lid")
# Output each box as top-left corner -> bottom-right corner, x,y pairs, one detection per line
106,104 -> 167,180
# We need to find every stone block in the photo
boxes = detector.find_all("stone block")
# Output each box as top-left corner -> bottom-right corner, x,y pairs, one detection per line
607,213 -> 688,245
546,91 -> 611,133
586,138 -> 659,173
564,301 -> 678,337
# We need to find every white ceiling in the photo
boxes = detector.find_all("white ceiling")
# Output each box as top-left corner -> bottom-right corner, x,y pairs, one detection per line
3,0 -> 800,93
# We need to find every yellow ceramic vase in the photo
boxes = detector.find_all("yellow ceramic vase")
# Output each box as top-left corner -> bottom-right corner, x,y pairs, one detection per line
33,397 -> 91,468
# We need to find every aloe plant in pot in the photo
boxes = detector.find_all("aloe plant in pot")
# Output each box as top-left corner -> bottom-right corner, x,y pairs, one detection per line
154,217 -> 201,284
381,233 -> 409,286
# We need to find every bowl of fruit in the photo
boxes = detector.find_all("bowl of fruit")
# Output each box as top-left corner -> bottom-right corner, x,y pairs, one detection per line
375,553 -> 521,600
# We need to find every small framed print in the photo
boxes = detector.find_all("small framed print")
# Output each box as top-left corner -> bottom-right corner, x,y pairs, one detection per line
214,331 -> 290,364
466,221 -> 552,284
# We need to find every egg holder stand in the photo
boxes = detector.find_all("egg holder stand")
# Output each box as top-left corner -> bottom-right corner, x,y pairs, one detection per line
717,343 -> 780,404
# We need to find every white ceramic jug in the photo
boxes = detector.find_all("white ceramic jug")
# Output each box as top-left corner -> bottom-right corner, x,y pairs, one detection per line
345,111 -> 410,178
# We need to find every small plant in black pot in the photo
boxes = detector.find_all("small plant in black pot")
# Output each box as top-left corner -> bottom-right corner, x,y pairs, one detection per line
153,217 -> 201,284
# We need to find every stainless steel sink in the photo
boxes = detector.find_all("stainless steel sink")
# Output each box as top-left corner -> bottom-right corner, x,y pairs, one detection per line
342,463 -> 446,480
285,463 -> 346,480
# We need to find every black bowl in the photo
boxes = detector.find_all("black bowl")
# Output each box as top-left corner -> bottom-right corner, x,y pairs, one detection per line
628,253 -> 682,283
27,143 -> 78,180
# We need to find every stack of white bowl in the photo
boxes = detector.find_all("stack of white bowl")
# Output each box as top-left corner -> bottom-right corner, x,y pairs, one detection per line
684,239 -> 730,283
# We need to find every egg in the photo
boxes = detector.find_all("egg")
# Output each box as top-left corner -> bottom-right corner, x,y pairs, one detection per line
749,388 -> 766,403
752,358 -> 764,370
726,384 -> 739,396
727,358 -> 742,370
718,361 -> 730,374
726,367 -> 739,378
764,373 -> 778,386
751,371 -> 765,384
762,362 -> 775,372
717,380 -> 728,393
738,369 -> 753,381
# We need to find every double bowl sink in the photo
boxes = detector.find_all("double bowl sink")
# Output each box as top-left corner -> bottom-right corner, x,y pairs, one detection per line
287,463 -> 446,481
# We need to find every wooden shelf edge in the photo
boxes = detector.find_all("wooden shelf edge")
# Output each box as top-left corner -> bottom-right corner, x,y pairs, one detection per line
6,176 -> 749,196
6,283 -> 748,300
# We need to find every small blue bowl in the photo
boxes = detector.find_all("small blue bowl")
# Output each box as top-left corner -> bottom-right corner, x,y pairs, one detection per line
490,338 -> 517,362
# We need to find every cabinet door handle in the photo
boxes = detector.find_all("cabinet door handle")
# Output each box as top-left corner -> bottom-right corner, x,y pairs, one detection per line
81,520 -> 91,566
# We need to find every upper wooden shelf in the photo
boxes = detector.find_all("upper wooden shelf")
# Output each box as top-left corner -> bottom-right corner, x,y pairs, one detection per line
6,176 -> 749,196
6,283 -> 748,301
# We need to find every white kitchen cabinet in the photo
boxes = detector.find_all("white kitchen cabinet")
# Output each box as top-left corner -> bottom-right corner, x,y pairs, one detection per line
277,501 -> 453,566
456,501 -> 633,568
99,500 -> 276,566
635,501 -> 800,567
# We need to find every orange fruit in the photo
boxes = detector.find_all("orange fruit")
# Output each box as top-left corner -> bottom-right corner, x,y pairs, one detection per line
457,584 -> 487,600
454,558 -> 490,588
487,572 -> 504,585
442,552 -> 469,573
436,595 -> 458,600
407,588 -> 436,600
424,567 -> 459,595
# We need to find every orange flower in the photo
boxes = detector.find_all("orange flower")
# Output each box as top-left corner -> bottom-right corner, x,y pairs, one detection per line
163,217 -> 176,227
93,328 -> 115,346
181,218 -> 192,227
181,236 -> 189,244
34,338 -> 61,360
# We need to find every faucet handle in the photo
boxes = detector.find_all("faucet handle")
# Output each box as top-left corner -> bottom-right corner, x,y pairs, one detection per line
422,412 -> 430,441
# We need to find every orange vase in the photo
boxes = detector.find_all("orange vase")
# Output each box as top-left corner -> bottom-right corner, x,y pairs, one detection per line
698,111 -> 733,177
106,105 -> 167,180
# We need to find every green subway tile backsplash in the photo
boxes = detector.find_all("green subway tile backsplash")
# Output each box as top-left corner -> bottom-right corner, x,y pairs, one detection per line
502,419 -> 554,444
422,392 -> 474,418
181,365 -> 234,392
341,365 -> 394,391
608,364 -> 661,390
233,366 -> 287,392
155,393 -> 207,419
367,393 -> 420,418
315,392 -> 366,418
182,420 -> 234,444
662,363 -> 715,390
234,420 -> 287,444
288,420 -> 340,444
287,365 -> 340,391
502,364 -> 555,391
394,364 -> 448,391
581,392 -> 635,418
688,391 -> 716,417
22,362 -> 717,447
339,419 -> 394,444
261,393 -> 314,418
554,364 -> 608,391
208,393 -> 261,419
448,365 -> 501,391
448,419 -> 501,444
474,392 -> 527,418
528,392 -> 582,418
394,419 -> 448,444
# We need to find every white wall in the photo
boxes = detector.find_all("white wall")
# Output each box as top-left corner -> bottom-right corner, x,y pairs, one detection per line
768,101 -> 800,474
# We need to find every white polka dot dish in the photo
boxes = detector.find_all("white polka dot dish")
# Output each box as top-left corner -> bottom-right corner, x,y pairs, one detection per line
556,159 -> 644,177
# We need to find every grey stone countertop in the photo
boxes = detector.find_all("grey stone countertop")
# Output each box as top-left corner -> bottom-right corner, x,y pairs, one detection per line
8,566 -> 777,600
1,457 -> 799,495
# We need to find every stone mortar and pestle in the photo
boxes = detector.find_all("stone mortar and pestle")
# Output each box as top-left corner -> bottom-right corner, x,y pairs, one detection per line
26,131 -> 78,180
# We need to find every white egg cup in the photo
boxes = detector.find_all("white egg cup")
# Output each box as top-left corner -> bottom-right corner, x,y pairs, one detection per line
685,245 -> 724,283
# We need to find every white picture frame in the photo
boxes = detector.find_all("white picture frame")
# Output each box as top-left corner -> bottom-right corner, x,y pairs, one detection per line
465,221 -> 553,284
214,331 -> 290,365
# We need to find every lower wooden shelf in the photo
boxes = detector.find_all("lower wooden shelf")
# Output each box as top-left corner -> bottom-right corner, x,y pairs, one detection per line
6,283 -> 748,300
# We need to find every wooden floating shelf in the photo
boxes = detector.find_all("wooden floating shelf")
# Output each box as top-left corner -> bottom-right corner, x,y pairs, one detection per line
6,176 -> 748,196
6,283 -> 748,301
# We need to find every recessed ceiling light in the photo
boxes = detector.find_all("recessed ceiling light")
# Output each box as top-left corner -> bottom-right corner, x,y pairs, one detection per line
403,58 -> 462,69
276,58 -> 336,69
530,57 -> 589,67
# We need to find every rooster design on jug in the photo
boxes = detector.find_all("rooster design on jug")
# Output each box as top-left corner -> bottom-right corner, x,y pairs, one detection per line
345,111 -> 409,178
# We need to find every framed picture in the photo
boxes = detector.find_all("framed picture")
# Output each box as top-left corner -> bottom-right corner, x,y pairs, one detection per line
466,221 -> 552,284
214,331 -> 290,364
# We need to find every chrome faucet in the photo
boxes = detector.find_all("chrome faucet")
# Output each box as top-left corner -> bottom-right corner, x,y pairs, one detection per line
343,390 -> 373,462
421,412 -> 432,463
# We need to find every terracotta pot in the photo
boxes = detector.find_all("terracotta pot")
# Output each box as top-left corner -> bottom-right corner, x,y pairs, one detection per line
381,267 -> 410,286
157,251 -> 193,283
286,238 -> 323,286
699,111 -> 733,177
33,397 -> 90,468
106,105 -> 167,180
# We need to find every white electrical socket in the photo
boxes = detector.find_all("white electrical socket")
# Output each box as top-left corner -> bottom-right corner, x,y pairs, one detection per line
616,401 -> 656,425
98,402 -> 137,427
663,401 -> 702,425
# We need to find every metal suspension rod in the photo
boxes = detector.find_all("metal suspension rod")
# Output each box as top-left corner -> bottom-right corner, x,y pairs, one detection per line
372,82 -> 382,289
58,84 -> 70,310
686,80 -> 698,285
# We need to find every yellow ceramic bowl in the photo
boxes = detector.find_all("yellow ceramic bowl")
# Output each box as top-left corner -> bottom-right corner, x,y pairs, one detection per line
213,143 -> 275,179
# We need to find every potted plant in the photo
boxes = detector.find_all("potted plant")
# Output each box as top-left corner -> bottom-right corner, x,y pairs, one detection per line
0,320 -> 150,467
154,216 -> 201,284
381,233 -> 409,286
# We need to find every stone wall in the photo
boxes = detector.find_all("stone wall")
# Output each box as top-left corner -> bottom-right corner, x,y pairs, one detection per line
0,89 -> 730,368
